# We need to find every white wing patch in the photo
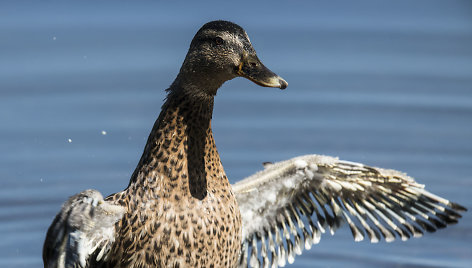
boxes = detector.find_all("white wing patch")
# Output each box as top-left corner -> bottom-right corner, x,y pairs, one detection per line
233,155 -> 466,268
43,190 -> 125,268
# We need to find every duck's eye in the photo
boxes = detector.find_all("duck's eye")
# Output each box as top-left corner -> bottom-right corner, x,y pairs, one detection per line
215,37 -> 223,45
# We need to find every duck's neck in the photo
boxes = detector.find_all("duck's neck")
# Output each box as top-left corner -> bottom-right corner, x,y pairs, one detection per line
128,85 -> 225,200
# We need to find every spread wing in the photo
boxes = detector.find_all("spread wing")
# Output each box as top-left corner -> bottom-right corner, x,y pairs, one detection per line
43,189 -> 126,268
233,155 -> 466,268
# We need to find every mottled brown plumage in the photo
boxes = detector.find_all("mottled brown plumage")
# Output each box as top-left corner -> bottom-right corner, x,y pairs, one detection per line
104,91 -> 242,267
45,20 -> 286,268
44,20 -> 466,268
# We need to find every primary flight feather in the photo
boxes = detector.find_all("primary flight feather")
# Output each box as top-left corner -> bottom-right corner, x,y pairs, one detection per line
43,20 -> 466,268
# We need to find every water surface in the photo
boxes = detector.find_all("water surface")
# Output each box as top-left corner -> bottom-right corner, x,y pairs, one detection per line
1,1 -> 471,267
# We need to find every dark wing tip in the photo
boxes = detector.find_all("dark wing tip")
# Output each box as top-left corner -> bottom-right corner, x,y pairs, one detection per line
450,202 -> 467,212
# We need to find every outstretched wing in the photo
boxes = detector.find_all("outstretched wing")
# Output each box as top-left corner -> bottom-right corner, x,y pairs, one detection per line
233,155 -> 466,268
43,189 -> 126,268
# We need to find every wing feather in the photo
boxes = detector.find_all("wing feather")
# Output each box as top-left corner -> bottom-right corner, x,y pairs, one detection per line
233,155 -> 466,267
43,189 -> 125,268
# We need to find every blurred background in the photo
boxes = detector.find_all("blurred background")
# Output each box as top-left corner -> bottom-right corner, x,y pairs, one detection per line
1,0 -> 471,267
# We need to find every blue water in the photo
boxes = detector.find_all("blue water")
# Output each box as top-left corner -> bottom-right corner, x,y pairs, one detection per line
1,0 -> 471,267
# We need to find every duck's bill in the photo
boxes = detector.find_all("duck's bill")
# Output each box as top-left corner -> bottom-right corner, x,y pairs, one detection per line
237,55 -> 288,90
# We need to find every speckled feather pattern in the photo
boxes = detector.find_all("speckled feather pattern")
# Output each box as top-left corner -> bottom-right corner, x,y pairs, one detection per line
102,92 -> 242,268
43,20 -> 283,268
43,20 -> 465,268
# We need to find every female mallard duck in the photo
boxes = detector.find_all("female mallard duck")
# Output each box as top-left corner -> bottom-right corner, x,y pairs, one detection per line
43,20 -> 466,268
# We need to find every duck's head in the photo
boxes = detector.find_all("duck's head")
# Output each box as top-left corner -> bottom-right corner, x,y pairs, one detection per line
175,20 -> 287,96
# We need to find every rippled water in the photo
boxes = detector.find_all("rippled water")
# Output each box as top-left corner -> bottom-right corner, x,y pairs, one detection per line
1,1 -> 471,267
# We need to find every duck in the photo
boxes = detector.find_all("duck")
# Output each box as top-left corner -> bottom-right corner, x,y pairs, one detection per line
43,20 -> 466,268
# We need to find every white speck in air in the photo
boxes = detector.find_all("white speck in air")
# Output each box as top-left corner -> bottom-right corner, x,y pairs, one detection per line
101,130 -> 107,135
68,138 -> 72,143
